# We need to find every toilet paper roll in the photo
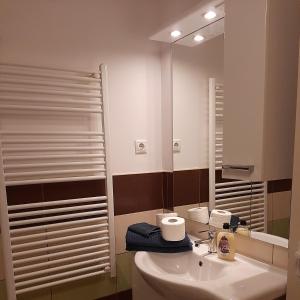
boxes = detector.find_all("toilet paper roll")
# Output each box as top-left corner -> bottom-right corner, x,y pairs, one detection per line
187,207 -> 209,224
156,212 -> 178,227
161,217 -> 185,241
209,209 -> 232,228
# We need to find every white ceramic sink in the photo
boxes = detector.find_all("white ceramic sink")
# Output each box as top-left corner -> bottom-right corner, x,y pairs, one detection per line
134,241 -> 287,300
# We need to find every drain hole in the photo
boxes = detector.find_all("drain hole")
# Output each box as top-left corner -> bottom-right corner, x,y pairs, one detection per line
199,261 -> 203,267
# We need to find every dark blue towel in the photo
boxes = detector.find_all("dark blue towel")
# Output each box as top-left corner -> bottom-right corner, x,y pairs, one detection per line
126,230 -> 193,253
128,222 -> 160,238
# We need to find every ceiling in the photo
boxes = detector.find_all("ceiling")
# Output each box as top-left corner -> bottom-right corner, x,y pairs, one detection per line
150,0 -> 224,47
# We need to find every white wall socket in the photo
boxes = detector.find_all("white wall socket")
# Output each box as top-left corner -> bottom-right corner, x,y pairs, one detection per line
135,139 -> 147,154
173,139 -> 181,152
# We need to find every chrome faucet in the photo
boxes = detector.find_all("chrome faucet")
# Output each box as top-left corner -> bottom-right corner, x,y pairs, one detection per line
194,229 -> 217,254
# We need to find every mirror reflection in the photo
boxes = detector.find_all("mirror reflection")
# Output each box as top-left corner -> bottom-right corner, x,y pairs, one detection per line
171,20 -> 291,248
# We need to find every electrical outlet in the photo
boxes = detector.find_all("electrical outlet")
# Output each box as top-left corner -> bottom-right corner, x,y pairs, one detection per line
173,139 -> 181,152
135,140 -> 147,154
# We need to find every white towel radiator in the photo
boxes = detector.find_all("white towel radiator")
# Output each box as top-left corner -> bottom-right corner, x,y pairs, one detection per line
0,64 -> 115,300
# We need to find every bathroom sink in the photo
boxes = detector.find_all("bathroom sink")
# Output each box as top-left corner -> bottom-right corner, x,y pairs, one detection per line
134,242 -> 287,300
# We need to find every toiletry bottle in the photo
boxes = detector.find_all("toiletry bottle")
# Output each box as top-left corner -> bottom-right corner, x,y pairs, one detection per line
217,223 -> 236,261
236,220 -> 250,237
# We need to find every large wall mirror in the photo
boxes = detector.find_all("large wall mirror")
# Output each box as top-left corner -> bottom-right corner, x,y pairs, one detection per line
170,10 -> 292,248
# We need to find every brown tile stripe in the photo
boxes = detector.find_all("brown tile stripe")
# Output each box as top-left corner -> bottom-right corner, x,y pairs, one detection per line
4,171 -> 292,219
98,289 -> 132,300
5,173 -> 164,218
172,169 -> 239,206
162,172 -> 173,211
267,179 -> 292,193
6,180 -> 106,205
200,168 -> 209,203
113,172 -> 164,215
172,169 -> 293,207
6,180 -> 107,230
43,180 -> 106,201
6,184 -> 44,206
173,169 -> 200,206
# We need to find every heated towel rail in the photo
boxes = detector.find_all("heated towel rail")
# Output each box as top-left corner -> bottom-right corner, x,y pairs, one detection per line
0,64 -> 115,300
208,78 -> 267,232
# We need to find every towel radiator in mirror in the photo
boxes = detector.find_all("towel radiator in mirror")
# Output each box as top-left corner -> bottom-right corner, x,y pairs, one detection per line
208,78 -> 267,232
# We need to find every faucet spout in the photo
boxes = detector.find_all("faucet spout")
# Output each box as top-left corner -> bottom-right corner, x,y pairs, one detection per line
194,229 -> 217,254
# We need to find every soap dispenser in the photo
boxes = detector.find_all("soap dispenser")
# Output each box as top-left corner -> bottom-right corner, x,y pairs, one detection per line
217,223 -> 236,261
236,220 -> 250,237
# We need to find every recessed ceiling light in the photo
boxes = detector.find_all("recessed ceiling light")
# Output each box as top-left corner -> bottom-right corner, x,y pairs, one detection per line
194,35 -> 204,42
171,30 -> 182,38
204,10 -> 217,20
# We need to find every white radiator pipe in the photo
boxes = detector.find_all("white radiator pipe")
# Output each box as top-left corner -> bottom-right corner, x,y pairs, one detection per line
15,263 -> 110,288
8,196 -> 107,210
0,131 -> 104,136
0,95 -> 102,106
209,78 -> 216,210
0,104 -> 102,114
10,216 -> 108,234
14,250 -> 109,273
11,224 -> 108,243
0,78 -> 101,91
0,87 -> 101,98
13,244 -> 109,266
12,237 -> 109,258
16,270 -> 106,295
9,210 -> 108,226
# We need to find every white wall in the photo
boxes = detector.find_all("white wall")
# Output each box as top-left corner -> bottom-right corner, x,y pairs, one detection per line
0,0 -> 201,175
173,35 -> 224,170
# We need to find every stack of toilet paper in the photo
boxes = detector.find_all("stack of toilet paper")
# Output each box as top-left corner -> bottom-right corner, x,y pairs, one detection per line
160,216 -> 185,241
156,212 -> 186,241
156,212 -> 178,227
209,209 -> 232,228
187,206 -> 209,223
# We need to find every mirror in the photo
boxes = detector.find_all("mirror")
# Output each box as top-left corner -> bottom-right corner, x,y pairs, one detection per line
170,15 -> 291,248
172,19 -> 224,219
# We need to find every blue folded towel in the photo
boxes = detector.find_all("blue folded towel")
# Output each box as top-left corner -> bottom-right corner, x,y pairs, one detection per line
126,230 -> 193,253
128,222 -> 160,238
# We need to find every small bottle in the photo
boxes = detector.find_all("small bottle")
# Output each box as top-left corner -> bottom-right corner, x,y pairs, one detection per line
217,223 -> 236,261
236,220 -> 250,237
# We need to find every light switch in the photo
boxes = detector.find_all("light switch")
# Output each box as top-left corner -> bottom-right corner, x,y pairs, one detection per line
135,140 -> 147,154
173,139 -> 181,153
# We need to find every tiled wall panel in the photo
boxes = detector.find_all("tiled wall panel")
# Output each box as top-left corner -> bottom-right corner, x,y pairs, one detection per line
113,173 -> 164,215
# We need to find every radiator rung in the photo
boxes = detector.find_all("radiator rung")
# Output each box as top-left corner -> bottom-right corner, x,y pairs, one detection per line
15,262 -> 110,288
14,250 -> 109,273
9,203 -> 107,219
12,237 -> 109,258
13,243 -> 109,266
12,230 -> 109,251
16,269 -> 106,295
15,257 -> 110,281
9,210 -> 108,226
10,217 -> 108,234
11,223 -> 108,243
